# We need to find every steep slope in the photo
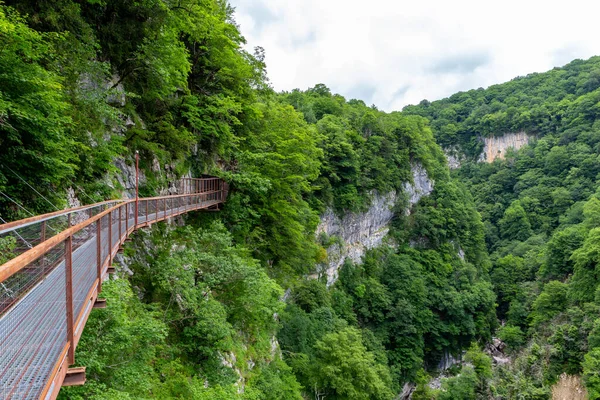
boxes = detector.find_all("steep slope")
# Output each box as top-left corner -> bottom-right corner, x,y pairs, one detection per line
0,2 -> 496,399
277,88 -> 495,397
406,56 -> 600,397
404,56 -> 600,160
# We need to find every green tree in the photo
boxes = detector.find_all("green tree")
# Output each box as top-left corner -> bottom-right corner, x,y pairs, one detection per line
583,348 -> 600,399
497,325 -> 525,350
499,200 -> 533,241
0,6 -> 75,217
310,328 -> 394,400
438,366 -> 478,400
530,281 -> 568,326
570,228 -> 600,303
540,225 -> 586,280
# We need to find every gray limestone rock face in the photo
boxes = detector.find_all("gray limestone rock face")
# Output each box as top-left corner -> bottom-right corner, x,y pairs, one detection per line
113,158 -> 147,199
437,350 -> 462,371
66,187 -> 82,209
317,163 -> 434,286
478,132 -> 531,163
402,163 -> 434,213
316,191 -> 397,286
444,146 -> 465,169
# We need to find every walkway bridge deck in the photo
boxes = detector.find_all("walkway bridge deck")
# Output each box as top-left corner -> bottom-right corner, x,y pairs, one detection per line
0,177 -> 228,399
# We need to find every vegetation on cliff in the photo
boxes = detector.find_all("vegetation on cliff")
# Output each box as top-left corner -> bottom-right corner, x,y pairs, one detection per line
3,0 -> 600,398
407,56 -> 600,397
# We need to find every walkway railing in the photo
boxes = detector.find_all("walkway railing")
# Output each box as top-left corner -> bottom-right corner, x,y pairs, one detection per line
0,177 -> 228,400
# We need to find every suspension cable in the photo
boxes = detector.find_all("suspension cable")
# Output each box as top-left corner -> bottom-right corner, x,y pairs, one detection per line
0,190 -> 59,234
0,216 -> 33,249
0,190 -> 35,217
3,165 -> 60,211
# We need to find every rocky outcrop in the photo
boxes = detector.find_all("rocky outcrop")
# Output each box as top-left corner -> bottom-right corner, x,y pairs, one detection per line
317,164 -> 434,286
402,163 -> 434,212
444,146 -> 466,169
398,383 -> 416,400
437,350 -> 462,371
479,132 -> 531,163
485,337 -> 510,365
113,158 -> 147,199
316,191 -> 397,285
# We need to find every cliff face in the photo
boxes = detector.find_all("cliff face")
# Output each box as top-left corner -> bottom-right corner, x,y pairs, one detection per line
479,132 -> 531,162
444,146 -> 465,169
317,164 -> 434,285
317,191 -> 397,285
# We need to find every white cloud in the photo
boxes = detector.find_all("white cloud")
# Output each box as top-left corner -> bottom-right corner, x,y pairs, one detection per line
229,0 -> 600,111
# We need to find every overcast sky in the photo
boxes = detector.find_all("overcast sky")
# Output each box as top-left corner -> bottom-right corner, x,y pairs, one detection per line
229,0 -> 600,111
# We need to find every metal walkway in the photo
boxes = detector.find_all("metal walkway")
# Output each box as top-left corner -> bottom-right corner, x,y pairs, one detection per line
0,178 -> 228,399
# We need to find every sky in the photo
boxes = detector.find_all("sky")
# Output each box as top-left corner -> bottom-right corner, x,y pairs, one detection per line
229,0 -> 600,111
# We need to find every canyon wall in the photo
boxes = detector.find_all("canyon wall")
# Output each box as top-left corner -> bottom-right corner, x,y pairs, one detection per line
479,132 -> 531,163
316,164 -> 434,285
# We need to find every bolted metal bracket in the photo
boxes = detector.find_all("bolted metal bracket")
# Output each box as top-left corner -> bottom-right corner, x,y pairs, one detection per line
93,298 -> 107,309
62,367 -> 86,387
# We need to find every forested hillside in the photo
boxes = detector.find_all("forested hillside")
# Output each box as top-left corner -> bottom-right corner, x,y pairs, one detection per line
2,0 -> 600,399
0,1 -> 494,398
404,57 -> 600,158
406,57 -> 600,398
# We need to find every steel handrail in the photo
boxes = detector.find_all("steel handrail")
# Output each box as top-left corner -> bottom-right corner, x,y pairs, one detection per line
0,201 -> 124,283
0,177 -> 228,400
0,200 -> 124,235
0,177 -> 223,235
0,188 -> 227,284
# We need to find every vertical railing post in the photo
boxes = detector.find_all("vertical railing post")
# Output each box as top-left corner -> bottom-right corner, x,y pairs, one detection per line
135,151 -> 139,228
125,203 -> 129,233
97,218 -> 102,293
108,211 -> 112,266
163,198 -> 167,220
155,199 -> 158,222
41,220 -> 46,244
65,235 -> 75,365
118,206 -> 122,241
41,220 -> 47,273
145,200 -> 149,224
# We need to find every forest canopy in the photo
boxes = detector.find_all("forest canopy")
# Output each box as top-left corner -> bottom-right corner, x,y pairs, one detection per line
2,0 -> 600,398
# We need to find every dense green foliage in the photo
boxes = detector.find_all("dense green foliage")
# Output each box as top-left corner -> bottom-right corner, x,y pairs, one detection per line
0,1 -> 494,398
281,85 -> 444,214
404,56 -> 600,158
62,223 -> 301,399
406,56 -> 600,397
5,0 -> 600,397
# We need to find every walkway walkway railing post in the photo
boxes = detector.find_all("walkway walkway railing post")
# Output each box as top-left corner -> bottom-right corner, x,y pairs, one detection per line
118,206 -> 122,241
0,176 -> 228,400
135,151 -> 139,228
96,219 -> 102,293
65,235 -> 74,365
108,211 -> 112,266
